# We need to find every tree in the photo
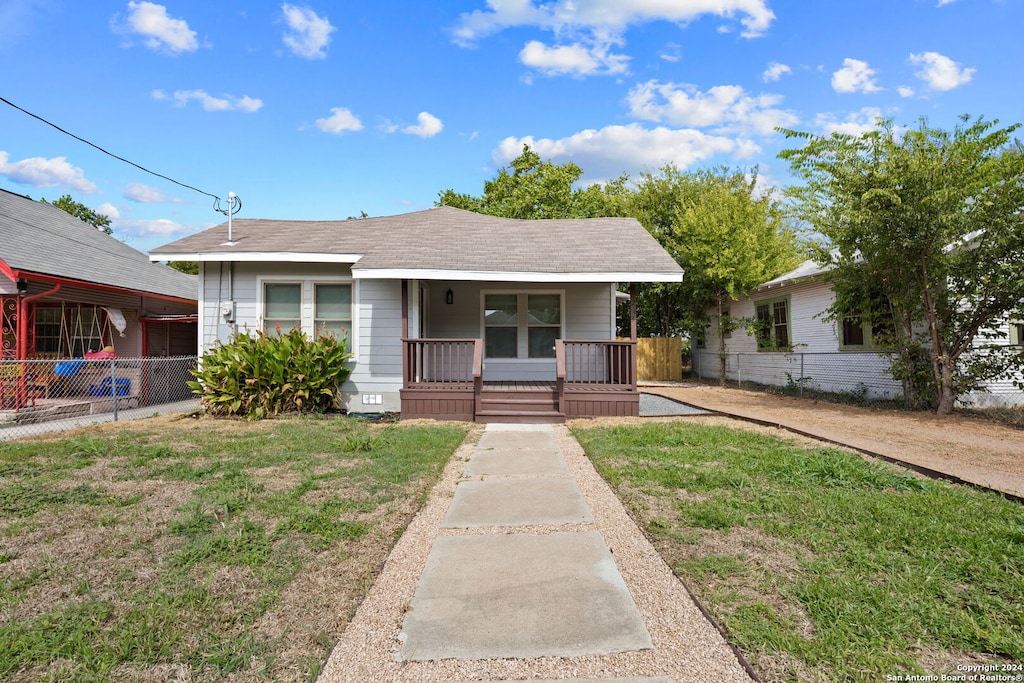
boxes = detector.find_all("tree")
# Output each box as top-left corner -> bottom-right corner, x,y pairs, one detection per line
167,261 -> 199,275
438,145 -> 628,219
42,195 -> 113,234
779,115 -> 1024,414
628,166 -> 801,383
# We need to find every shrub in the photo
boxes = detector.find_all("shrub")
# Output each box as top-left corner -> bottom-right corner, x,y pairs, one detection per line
189,327 -> 353,419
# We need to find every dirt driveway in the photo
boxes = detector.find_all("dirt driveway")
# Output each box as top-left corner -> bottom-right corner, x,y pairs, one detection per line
642,383 -> 1024,499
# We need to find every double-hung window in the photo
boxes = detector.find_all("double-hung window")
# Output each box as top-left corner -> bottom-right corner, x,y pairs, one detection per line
264,283 -> 301,333
314,284 -> 352,340
1011,320 -> 1024,347
484,292 -> 562,359
754,297 -> 790,351
262,281 -> 353,343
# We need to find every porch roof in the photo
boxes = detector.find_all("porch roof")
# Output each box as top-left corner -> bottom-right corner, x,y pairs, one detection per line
0,188 -> 197,301
150,206 -> 684,283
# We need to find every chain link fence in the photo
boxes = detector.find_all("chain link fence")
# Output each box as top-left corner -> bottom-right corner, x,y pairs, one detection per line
1,356 -> 198,440
692,349 -> 1024,409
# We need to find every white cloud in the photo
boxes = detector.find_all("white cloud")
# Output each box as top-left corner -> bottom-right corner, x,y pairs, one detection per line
157,89 -> 263,112
115,217 -> 192,237
453,0 -> 775,46
909,51 -> 975,91
815,107 -> 886,136
762,61 -> 791,82
831,58 -> 881,94
402,112 -> 444,138
519,39 -> 629,76
936,0 -> 957,5
117,1 -> 198,55
124,182 -> 181,203
96,202 -> 121,219
898,85 -> 916,98
627,80 -> 798,136
281,3 -> 335,59
493,124 -> 757,183
316,107 -> 363,134
0,151 -> 99,193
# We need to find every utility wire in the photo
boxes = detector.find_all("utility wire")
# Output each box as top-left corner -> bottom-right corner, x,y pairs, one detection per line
1,95 -> 222,202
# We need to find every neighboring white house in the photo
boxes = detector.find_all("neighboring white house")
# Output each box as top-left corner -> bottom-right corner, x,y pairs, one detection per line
692,259 -> 1024,407
150,205 -> 684,420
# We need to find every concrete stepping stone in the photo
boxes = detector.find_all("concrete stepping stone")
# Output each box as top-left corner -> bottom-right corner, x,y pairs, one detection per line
395,531 -> 653,661
443,478 -> 592,527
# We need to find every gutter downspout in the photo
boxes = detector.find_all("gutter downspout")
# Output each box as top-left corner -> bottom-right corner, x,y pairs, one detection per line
17,283 -> 61,359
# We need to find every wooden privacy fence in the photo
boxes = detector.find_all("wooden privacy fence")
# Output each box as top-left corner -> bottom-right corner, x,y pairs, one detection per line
626,337 -> 683,382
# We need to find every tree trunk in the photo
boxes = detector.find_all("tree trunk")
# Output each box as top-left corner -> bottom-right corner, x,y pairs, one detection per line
920,258 -> 955,415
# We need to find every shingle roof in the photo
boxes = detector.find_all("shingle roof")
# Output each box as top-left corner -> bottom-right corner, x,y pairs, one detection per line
150,205 -> 684,281
0,188 -> 197,300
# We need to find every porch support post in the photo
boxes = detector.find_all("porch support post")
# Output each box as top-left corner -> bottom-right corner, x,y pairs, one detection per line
401,279 -> 409,391
401,279 -> 409,339
629,283 -> 637,341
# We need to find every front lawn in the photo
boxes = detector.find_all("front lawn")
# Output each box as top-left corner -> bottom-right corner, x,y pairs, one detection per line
572,421 -> 1024,682
0,414 -> 469,682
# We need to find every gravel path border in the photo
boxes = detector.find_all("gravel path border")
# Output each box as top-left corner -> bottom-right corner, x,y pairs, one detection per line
317,425 -> 753,682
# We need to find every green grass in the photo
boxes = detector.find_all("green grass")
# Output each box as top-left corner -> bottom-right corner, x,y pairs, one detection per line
572,422 -> 1024,682
0,415 -> 468,682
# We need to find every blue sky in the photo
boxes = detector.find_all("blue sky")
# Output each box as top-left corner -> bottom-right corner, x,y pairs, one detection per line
2,0 -> 1021,254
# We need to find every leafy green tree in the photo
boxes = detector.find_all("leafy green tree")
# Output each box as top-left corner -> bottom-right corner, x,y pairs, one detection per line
438,144 -> 628,219
167,261 -> 199,275
779,115 -> 1024,414
42,194 -> 113,234
628,166 -> 801,383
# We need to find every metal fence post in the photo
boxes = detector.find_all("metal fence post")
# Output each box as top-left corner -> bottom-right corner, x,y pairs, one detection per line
110,357 -> 118,422
736,353 -> 742,389
800,353 -> 805,398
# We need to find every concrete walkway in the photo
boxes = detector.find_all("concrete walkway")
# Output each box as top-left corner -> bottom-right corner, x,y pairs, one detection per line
318,424 -> 753,682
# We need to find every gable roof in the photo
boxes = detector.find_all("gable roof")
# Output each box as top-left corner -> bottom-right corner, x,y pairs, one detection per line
0,188 -> 196,301
755,259 -> 831,291
150,205 -> 684,283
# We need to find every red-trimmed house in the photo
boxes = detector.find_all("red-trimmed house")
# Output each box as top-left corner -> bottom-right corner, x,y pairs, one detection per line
1,188 -> 197,407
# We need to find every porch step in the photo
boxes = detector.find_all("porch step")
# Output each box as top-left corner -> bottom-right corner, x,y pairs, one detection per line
475,410 -> 566,424
478,396 -> 559,413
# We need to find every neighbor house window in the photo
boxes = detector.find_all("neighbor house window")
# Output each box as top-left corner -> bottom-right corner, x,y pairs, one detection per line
1011,320 -> 1024,346
314,283 -> 352,341
483,292 -> 563,359
754,297 -> 790,350
34,305 -> 106,357
839,305 -> 895,350
263,283 -> 301,333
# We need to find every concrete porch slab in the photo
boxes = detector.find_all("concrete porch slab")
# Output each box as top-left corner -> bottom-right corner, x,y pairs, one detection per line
443,478 -> 592,528
395,531 -> 653,661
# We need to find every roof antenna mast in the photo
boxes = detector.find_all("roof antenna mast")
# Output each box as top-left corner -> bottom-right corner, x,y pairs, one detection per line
217,191 -> 242,246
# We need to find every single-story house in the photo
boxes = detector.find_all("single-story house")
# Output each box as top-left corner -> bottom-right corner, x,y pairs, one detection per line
0,188 -> 198,363
150,205 -> 685,421
692,259 -> 1023,407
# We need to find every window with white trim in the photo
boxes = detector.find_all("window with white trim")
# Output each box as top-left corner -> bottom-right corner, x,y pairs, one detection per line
483,292 -> 562,359
314,283 -> 352,340
1010,320 -> 1024,346
264,283 -> 301,333
754,296 -> 790,351
262,280 -> 353,344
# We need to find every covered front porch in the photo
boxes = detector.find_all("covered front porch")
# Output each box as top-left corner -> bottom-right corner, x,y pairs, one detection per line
400,338 -> 638,422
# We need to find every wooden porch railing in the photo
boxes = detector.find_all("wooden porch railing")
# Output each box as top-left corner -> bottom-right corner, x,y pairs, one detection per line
556,339 -> 637,388
402,338 -> 482,388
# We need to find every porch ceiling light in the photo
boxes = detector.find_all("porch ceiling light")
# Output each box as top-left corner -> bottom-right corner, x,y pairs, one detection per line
446,288 -> 454,305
